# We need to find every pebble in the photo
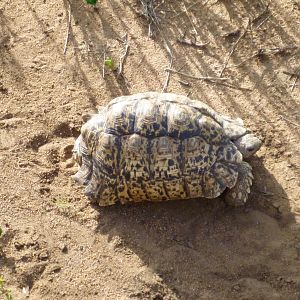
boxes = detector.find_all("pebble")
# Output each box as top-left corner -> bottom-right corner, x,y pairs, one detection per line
59,242 -> 68,253
39,250 -> 49,261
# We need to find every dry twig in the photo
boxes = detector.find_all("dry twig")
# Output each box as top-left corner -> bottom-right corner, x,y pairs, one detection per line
165,68 -> 228,82
177,35 -> 208,48
280,116 -> 300,128
118,34 -> 130,77
213,82 -> 253,91
162,41 -> 173,92
283,69 -> 300,91
283,71 -> 300,77
178,80 -> 191,87
182,1 -> 198,35
252,4 -> 271,29
102,43 -> 109,79
63,0 -> 72,55
291,76 -> 299,92
219,18 -> 251,77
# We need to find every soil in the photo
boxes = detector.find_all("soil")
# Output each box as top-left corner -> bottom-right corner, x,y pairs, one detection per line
0,0 -> 300,299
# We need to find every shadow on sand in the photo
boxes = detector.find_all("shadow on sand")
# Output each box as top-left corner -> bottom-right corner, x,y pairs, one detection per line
93,156 -> 298,299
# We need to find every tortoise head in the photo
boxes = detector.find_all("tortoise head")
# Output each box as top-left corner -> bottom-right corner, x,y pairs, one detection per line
233,133 -> 262,158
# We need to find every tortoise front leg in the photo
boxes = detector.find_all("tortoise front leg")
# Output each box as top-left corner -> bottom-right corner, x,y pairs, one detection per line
224,161 -> 253,206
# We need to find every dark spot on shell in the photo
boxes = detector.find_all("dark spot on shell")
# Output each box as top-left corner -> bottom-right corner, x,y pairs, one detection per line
118,186 -> 125,192
124,172 -> 130,181
137,177 -> 143,184
168,160 -> 175,166
153,123 -> 160,131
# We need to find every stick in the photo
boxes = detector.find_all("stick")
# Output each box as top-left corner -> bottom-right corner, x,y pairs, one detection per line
162,41 -> 173,92
178,80 -> 191,87
283,71 -> 300,77
280,116 -> 300,128
291,76 -> 299,92
214,82 -> 253,91
63,0 -> 72,55
165,68 -> 228,81
183,1 -> 198,35
252,3 -> 270,29
137,55 -> 145,67
162,57 -> 173,92
219,18 -> 250,77
102,43 -> 108,79
255,14 -> 271,29
118,33 -> 130,76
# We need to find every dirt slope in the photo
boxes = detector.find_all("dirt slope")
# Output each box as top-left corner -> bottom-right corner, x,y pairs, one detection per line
0,0 -> 299,299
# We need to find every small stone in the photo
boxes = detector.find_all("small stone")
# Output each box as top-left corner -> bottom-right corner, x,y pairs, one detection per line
14,241 -> 25,250
22,286 -> 30,296
59,243 -> 68,253
50,264 -> 61,273
39,250 -> 49,261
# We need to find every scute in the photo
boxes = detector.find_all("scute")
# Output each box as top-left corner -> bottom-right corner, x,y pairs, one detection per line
94,132 -> 119,176
183,136 -> 218,175
167,103 -> 200,138
105,100 -> 136,135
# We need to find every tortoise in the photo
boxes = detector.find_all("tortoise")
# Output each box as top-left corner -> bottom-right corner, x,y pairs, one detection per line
72,92 -> 262,206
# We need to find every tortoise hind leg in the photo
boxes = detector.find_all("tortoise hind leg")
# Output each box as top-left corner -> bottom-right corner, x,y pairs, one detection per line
224,161 -> 253,206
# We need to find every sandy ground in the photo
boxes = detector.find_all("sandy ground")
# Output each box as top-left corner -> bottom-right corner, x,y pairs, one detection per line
0,0 -> 300,299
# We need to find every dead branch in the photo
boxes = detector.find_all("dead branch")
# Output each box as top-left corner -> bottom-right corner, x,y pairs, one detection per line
219,18 -> 251,77
102,43 -> 109,79
252,4 -> 270,29
177,36 -> 208,48
183,1 -> 198,35
280,116 -> 300,128
291,76 -> 299,92
178,80 -> 191,87
270,46 -> 299,55
213,82 -> 253,91
283,70 -> 300,77
118,33 -> 130,77
162,41 -> 173,92
63,0 -> 72,55
137,55 -> 145,67
165,68 -> 228,82
255,14 -> 271,29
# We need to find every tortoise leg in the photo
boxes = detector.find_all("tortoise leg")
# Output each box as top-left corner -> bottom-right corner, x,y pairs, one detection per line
224,161 -> 253,206
72,136 -> 93,185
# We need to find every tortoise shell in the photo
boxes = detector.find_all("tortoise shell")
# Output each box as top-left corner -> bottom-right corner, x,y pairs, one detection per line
73,92 -> 249,206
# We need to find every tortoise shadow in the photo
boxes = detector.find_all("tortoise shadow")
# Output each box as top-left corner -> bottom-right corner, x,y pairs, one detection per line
93,157 -> 297,299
